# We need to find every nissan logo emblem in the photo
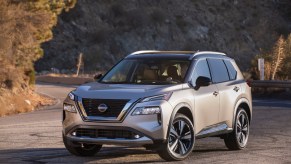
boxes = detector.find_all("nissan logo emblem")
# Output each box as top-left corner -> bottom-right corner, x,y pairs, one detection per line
98,104 -> 108,113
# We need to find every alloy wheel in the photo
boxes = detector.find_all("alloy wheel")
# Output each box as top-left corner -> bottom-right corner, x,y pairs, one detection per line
236,111 -> 249,147
168,119 -> 194,156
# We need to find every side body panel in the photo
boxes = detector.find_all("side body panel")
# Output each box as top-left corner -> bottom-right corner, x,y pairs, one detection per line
216,81 -> 242,128
193,84 -> 220,133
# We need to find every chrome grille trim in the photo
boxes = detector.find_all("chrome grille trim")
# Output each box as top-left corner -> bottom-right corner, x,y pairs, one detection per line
77,97 -> 134,122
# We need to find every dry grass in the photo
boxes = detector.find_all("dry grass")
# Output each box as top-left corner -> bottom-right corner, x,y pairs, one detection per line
0,88 -> 55,117
271,36 -> 285,80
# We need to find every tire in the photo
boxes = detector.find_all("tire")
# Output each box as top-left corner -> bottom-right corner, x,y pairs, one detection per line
63,134 -> 102,156
158,113 -> 195,161
224,108 -> 250,150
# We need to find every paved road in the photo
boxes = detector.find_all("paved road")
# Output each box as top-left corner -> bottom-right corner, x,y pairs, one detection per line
0,83 -> 291,163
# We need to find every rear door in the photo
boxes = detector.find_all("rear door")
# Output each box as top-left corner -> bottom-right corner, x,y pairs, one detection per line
207,58 -> 241,127
219,59 -> 242,127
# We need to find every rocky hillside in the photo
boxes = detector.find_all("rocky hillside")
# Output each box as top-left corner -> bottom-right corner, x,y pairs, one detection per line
36,0 -> 291,73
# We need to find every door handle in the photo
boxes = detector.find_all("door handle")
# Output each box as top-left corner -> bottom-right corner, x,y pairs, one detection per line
213,91 -> 219,96
233,86 -> 240,92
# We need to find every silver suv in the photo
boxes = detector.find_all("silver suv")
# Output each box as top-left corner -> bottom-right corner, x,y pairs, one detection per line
62,51 -> 252,161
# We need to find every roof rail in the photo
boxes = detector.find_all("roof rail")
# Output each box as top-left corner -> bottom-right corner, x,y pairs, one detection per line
194,51 -> 226,56
129,50 -> 161,55
128,50 -> 226,57
129,50 -> 196,56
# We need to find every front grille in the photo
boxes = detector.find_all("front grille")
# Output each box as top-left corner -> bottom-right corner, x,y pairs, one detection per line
82,99 -> 129,117
75,128 -> 139,139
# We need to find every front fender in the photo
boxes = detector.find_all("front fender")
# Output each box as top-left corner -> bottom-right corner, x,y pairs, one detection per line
165,102 -> 194,140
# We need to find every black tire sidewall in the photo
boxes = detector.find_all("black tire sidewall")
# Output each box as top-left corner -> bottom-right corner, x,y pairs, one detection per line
63,134 -> 102,156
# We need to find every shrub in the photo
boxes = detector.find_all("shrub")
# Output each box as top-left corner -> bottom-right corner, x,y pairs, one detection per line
4,79 -> 13,89
28,70 -> 36,85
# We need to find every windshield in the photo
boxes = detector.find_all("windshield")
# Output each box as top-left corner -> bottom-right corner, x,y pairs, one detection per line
100,58 -> 191,85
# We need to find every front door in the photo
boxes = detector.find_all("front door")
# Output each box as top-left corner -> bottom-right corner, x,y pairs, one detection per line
191,59 -> 220,133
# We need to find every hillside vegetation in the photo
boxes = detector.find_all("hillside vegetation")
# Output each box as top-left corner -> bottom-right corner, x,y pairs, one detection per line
36,0 -> 291,73
0,0 -> 76,116
251,35 -> 291,80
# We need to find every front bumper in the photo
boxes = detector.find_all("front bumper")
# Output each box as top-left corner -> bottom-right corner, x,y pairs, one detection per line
67,135 -> 153,145
65,125 -> 154,145
62,98 -> 173,146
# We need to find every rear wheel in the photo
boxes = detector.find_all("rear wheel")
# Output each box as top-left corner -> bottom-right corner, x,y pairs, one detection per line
63,134 -> 102,156
158,113 -> 195,161
224,108 -> 249,150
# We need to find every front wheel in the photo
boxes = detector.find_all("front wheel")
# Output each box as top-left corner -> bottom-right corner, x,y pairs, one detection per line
224,108 -> 250,150
63,134 -> 102,156
158,113 -> 195,161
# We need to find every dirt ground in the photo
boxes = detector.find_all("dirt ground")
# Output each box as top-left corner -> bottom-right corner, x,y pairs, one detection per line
0,74 -> 92,117
0,88 -> 55,117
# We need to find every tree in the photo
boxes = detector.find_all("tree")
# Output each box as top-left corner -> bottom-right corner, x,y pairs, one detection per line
271,35 -> 286,80
278,34 -> 291,79
0,0 -> 77,92
0,0 -> 77,116
250,34 -> 290,80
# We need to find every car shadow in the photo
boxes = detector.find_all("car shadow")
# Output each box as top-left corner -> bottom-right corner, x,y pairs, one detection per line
193,148 -> 229,153
0,146 -> 161,163
0,145 -> 232,163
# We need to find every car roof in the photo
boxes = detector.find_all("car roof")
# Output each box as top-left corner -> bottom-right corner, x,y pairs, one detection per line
126,50 -> 227,60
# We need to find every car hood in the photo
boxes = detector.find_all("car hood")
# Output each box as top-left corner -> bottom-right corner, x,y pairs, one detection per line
73,82 -> 184,100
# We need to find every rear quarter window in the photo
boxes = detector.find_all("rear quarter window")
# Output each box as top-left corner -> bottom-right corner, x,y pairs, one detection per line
224,60 -> 237,80
207,58 -> 230,83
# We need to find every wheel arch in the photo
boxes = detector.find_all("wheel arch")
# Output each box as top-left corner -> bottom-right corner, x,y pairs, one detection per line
172,102 -> 194,124
166,102 -> 195,139
233,98 -> 252,127
238,103 -> 251,122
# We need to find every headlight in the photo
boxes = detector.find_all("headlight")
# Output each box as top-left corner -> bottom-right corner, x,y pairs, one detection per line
132,106 -> 161,115
68,92 -> 75,101
63,103 -> 76,113
140,92 -> 172,103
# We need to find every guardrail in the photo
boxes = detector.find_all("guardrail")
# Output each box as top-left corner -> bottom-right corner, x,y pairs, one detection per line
36,76 -> 94,85
250,80 -> 291,88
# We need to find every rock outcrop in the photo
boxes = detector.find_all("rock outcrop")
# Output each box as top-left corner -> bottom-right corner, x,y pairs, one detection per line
36,0 -> 291,72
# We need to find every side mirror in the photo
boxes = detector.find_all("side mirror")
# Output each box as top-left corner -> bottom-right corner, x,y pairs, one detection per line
194,76 -> 212,90
94,74 -> 103,80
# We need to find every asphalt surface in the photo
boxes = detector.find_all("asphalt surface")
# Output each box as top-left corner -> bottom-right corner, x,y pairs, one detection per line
0,83 -> 291,164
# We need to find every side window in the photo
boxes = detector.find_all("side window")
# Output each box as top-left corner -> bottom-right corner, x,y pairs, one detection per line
191,59 -> 211,85
224,60 -> 237,80
207,58 -> 229,83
